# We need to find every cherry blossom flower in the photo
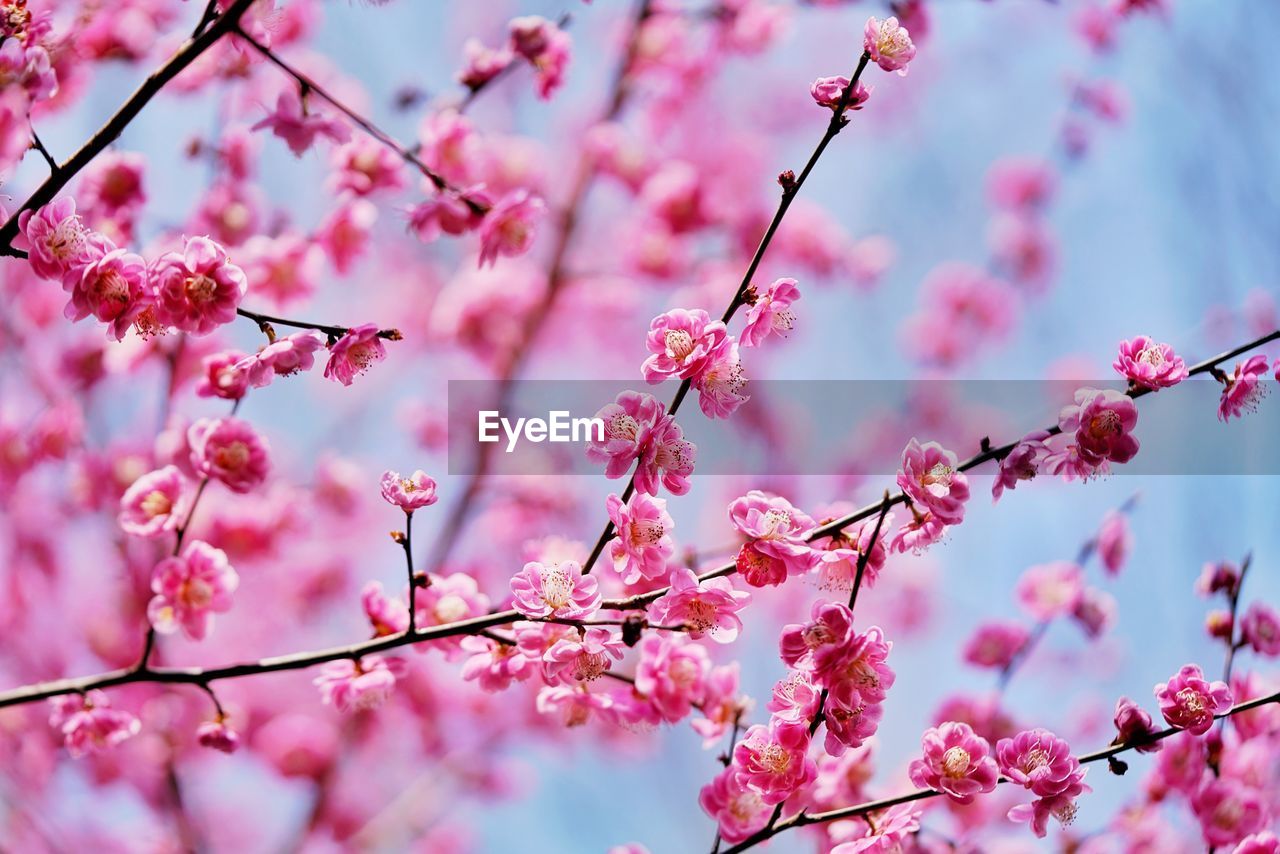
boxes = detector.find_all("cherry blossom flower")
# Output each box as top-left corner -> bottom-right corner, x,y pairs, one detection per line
648,568 -> 751,643
822,626 -> 895,710
996,728 -> 1088,798
693,341 -> 749,419
1060,387 -> 1139,466
118,465 -> 190,538
316,199 -> 377,273
634,634 -> 709,722
151,235 -> 247,336
823,692 -> 885,756
324,323 -> 387,386
1155,664 -> 1232,735
361,581 -> 409,637
543,627 -> 625,683
509,15 -> 571,99
197,351 -> 250,400
829,804 -> 921,853
779,600 -> 855,671
740,278 -> 800,347
1096,509 -> 1131,576
408,186 -> 490,242
692,663 -> 748,745
379,469 -> 439,512
636,409 -> 696,496
477,189 -> 545,267
606,492 -> 674,584
460,636 -> 535,692
1197,560 -> 1242,598
987,157 -> 1057,211
729,490 -> 816,586
1007,780 -> 1089,838
64,246 -> 149,340
48,690 -> 140,758
1014,561 -> 1084,621
235,330 -> 327,388
456,37 -> 513,90
698,767 -> 770,844
251,87 -> 350,156
962,620 -> 1030,670
194,719 -> 240,753
863,16 -> 916,75
642,308 -> 731,385
510,559 -> 601,619
1113,336 -> 1188,389
810,76 -> 871,112
1112,696 -> 1162,753
1071,587 -> 1116,638
1241,602 -> 1280,656
587,391 -> 664,478
1233,832 -> 1280,854
889,509 -> 947,554
1191,778 -> 1267,849
732,719 -> 816,804
1218,355 -> 1270,422
909,721 -> 999,804
811,515 -> 891,593
536,684 -> 613,727
188,416 -> 271,493
415,572 -> 491,656
767,671 -> 822,725
898,438 -> 969,525
314,655 -> 405,712
329,137 -> 406,197
147,540 -> 239,641
18,197 -> 100,283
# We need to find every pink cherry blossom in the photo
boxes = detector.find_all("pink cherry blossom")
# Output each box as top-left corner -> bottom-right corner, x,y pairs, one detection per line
634,634 -> 709,722
606,492 -> 674,584
641,308 -> 731,384
767,671 -> 822,724
251,87 -> 350,156
908,721 -> 999,804
1197,560 -> 1242,598
151,235 -> 247,336
379,469 -> 439,512
196,720 -> 241,753
1155,664 -> 1233,735
1059,387 -> 1139,466
811,515 -> 891,594
1113,335 -> 1189,390
64,247 -> 149,340
810,76 -> 871,112
1096,509 -> 1131,576
962,620 -> 1030,670
329,137 -> 406,197
648,568 -> 751,643
698,767 -> 770,844
188,416 -> 271,493
740,277 -> 800,347
543,627 -> 625,683
823,692 -> 885,756
863,16 -> 916,75
314,656 -> 404,712
987,157 -> 1057,211
460,636 -> 535,692
361,581 -> 409,637
1218,355 -> 1270,422
147,540 -> 239,641
414,572 -> 491,656
829,803 -> 921,854
118,464 -> 190,538
509,16 -> 571,99
693,663 -> 748,745
510,560 -> 601,619
324,323 -> 387,386
993,434 -> 1051,504
1192,778 -> 1267,849
1071,587 -> 1116,638
1241,602 -> 1280,656
1233,832 -> 1280,854
18,197 -> 100,282
889,509 -> 948,554
779,600 -> 855,671
822,625 -> 895,709
409,186 -> 490,242
635,409 -> 696,496
535,684 -> 613,727
693,341 -> 749,419
316,199 -> 377,273
586,391 -> 664,479
456,37 -> 513,90
235,330 -> 327,388
728,490 -> 816,585
1112,696 -> 1162,753
1006,779 -> 1089,838
996,728 -> 1087,798
898,438 -> 969,525
477,189 -> 545,267
48,690 -> 141,759
196,351 -> 250,400
732,719 -> 816,804
1014,561 -> 1084,621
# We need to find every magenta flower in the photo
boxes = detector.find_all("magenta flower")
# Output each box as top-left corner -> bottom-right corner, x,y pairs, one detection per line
329,137 -> 406,198
648,568 -> 751,643
823,626 -> 895,710
535,684 -> 613,728
1006,780 -> 1089,839
992,429 -> 1051,502
698,767 -> 770,845
1059,387 -> 1139,466
361,581 -> 409,637
742,277 -> 801,348
779,600 -> 855,671
987,157 -> 1057,211
812,515 -> 891,594
732,719 -> 816,805
810,76 -> 871,112
767,671 -> 822,724
728,490 -> 816,585
251,87 -> 350,156
863,16 -> 916,75
1218,355 -> 1270,422
908,721 -> 999,804
1155,664 -> 1233,735
477,189 -> 545,267
1096,509 -> 1131,576
586,390 -> 664,479
693,664 -> 748,746
196,720 -> 241,754
1014,561 -> 1084,621
65,247 -> 150,340
151,236 -> 247,336
1113,335 -> 1189,390
735,543 -> 786,588
324,323 -> 387,386
693,341 -> 749,420
508,15 -> 571,99
118,465 -> 191,538
606,492 -> 674,584
314,655 -> 404,713
823,692 -> 884,756
1197,560 -> 1242,598
962,620 -> 1030,670
997,728 -> 1087,798
48,690 -> 140,759
829,803 -> 921,854
147,540 -> 239,641
1112,696 -> 1162,753
1070,587 -> 1116,639
236,330 -> 327,388
898,438 -> 970,525
889,509 -> 947,554
635,406 -> 696,495
18,197 -> 99,283
379,469 -> 439,513
641,308 -> 731,385
634,634 -> 709,722
456,37 -> 514,90
1241,602 -> 1280,656
1233,832 -> 1280,854
188,416 -> 271,493
510,559 -> 601,619
460,636 -> 534,692
1191,778 -> 1267,849
543,627 -> 625,684
196,351 -> 250,400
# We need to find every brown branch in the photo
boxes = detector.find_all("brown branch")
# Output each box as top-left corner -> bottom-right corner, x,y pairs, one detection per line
0,0 -> 258,253
720,689 -> 1280,854
235,307 -> 401,342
